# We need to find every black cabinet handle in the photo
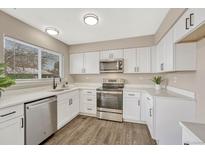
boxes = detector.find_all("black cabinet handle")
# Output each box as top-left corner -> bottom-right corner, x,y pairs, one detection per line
21,118 -> 24,128
185,18 -> 190,30
190,13 -> 194,27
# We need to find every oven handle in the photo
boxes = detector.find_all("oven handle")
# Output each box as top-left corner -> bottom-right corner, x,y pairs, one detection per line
97,91 -> 122,94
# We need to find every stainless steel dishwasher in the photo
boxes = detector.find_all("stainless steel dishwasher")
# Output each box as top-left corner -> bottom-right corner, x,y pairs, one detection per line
25,96 -> 57,145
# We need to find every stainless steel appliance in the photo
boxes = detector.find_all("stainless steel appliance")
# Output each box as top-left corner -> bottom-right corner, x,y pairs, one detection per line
97,79 -> 125,122
100,59 -> 124,73
25,96 -> 57,145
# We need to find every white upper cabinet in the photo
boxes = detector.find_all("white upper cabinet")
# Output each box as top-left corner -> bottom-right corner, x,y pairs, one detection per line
174,8 -> 205,43
124,47 -> 151,73
156,28 -> 174,72
175,43 -> 196,71
164,28 -> 174,72
70,53 -> 84,74
123,48 -> 137,73
84,52 -> 100,74
137,47 -> 151,73
70,52 -> 100,74
100,49 -> 123,60
151,46 -> 157,73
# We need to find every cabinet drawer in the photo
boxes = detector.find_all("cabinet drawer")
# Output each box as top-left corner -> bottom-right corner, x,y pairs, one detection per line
124,91 -> 140,98
0,104 -> 24,123
81,89 -> 96,96
85,104 -> 96,114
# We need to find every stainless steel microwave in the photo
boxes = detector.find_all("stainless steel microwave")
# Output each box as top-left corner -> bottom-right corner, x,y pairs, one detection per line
100,59 -> 124,73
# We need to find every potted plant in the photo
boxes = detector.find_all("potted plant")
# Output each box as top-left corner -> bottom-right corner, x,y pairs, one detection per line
152,76 -> 163,90
0,63 -> 15,97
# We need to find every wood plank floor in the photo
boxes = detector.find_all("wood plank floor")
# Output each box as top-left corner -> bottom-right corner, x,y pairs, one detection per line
43,115 -> 156,145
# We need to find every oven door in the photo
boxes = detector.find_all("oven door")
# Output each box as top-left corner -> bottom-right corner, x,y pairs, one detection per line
100,60 -> 123,73
97,90 -> 123,112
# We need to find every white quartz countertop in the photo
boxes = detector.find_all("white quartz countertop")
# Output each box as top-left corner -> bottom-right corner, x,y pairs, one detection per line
180,121 -> 205,143
124,85 -> 194,101
0,83 -> 194,109
0,84 -> 100,109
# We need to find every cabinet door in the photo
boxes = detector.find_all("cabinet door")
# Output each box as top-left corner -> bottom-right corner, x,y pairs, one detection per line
151,46 -> 157,73
141,93 -> 148,121
57,93 -> 70,129
110,49 -> 124,59
137,47 -> 151,73
123,92 -> 141,121
84,52 -> 100,74
100,50 -> 110,60
164,28 -> 174,72
188,8 -> 205,30
175,43 -> 196,71
69,90 -> 80,119
123,48 -> 137,73
156,37 -> 166,72
0,116 -> 24,145
57,100 -> 69,129
100,49 -> 123,60
70,53 -> 84,74
173,10 -> 190,43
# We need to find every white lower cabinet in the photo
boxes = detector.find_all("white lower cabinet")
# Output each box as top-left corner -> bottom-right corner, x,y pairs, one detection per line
0,104 -> 24,145
57,90 -> 79,129
80,89 -> 97,116
143,93 -> 154,138
123,91 -> 141,122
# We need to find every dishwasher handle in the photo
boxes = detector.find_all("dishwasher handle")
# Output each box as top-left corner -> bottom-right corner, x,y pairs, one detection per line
26,97 -> 56,109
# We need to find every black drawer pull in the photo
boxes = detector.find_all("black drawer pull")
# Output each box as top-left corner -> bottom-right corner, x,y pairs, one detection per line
0,111 -> 16,117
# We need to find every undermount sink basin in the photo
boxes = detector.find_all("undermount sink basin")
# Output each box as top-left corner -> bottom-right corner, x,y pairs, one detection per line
49,89 -> 65,92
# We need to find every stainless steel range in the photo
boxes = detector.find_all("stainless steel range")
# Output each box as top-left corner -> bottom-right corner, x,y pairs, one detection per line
97,78 -> 125,122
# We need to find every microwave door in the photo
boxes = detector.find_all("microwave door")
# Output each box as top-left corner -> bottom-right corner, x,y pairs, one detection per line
100,61 -> 122,72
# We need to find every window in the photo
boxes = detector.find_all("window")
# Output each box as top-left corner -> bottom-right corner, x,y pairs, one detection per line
41,50 -> 60,78
4,37 -> 63,79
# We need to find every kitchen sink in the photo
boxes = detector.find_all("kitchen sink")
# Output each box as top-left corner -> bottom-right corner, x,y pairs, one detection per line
49,89 -> 65,92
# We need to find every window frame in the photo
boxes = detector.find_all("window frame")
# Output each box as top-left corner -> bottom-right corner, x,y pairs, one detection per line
3,36 -> 64,81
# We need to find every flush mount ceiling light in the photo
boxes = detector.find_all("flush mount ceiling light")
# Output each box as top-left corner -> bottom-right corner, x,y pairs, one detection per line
45,27 -> 59,36
83,14 -> 99,25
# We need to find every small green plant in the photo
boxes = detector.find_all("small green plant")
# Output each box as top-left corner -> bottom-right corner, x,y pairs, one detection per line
152,76 -> 164,85
0,63 -> 15,92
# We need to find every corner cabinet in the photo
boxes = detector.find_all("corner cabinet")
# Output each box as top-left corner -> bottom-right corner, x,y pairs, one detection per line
70,52 -> 100,74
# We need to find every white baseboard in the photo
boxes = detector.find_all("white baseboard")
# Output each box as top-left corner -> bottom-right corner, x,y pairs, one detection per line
167,86 -> 195,99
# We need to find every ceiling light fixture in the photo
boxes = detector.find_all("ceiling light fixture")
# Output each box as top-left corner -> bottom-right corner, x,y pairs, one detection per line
45,27 -> 59,36
84,13 -> 99,25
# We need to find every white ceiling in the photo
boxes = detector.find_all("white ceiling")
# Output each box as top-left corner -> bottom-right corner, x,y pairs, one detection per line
1,8 -> 169,45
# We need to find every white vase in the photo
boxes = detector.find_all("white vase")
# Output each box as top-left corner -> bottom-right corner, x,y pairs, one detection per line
155,84 -> 161,90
